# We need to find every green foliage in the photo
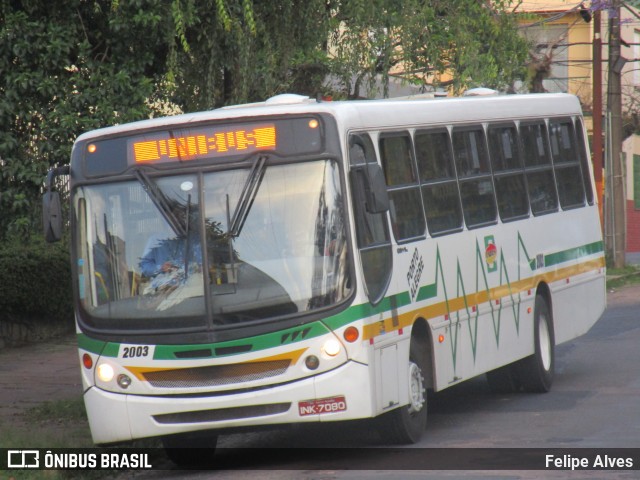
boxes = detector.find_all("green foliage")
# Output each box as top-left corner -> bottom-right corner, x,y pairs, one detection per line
167,0 -> 331,110
0,239 -> 74,343
0,0 -> 168,241
330,0 -> 529,97
0,0 -> 530,244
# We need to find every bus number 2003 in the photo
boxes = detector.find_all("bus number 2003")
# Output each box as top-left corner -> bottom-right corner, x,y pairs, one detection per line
120,346 -> 150,358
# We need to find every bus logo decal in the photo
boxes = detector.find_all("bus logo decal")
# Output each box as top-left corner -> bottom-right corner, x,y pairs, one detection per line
484,235 -> 498,273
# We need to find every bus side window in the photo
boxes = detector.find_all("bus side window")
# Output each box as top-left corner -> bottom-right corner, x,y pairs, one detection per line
521,122 -> 558,215
488,124 -> 529,222
379,132 -> 426,242
575,118 -> 595,205
349,133 -> 392,304
415,129 -> 463,236
549,118 -> 586,210
452,127 -> 497,228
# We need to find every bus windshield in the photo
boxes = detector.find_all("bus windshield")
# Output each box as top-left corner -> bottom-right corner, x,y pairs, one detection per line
73,159 -> 351,331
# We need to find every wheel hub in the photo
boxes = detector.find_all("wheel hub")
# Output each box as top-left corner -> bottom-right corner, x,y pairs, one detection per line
407,362 -> 426,414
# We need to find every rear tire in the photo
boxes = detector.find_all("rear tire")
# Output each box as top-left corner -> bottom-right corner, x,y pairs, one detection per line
379,335 -> 428,444
162,432 -> 218,467
486,363 -> 520,393
516,295 -> 555,393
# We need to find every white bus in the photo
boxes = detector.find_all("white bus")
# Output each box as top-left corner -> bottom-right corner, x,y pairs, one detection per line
44,92 -> 605,462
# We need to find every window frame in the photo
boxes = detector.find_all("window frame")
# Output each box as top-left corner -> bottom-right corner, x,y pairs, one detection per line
414,127 -> 464,237
487,122 -> 531,223
379,131 -> 427,243
519,121 -> 559,216
452,125 -> 498,229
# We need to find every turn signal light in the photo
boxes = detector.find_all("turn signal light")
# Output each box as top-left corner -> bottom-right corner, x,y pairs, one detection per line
343,326 -> 359,343
82,353 -> 93,369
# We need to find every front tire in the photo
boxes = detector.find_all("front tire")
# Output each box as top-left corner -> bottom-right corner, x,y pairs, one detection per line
379,335 -> 428,444
516,295 -> 555,393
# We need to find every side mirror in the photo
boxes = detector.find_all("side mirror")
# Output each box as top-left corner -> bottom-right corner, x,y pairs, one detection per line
363,163 -> 389,214
42,165 -> 69,243
43,191 -> 62,243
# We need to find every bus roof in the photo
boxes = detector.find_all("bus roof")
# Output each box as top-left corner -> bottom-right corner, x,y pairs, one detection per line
76,93 -> 583,143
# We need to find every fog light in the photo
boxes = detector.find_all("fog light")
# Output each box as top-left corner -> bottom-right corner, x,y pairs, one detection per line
305,355 -> 320,370
322,339 -> 341,357
96,363 -> 114,382
117,374 -> 132,389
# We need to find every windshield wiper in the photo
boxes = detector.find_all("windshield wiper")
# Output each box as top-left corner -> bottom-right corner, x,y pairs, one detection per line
228,155 -> 267,237
134,169 -> 188,238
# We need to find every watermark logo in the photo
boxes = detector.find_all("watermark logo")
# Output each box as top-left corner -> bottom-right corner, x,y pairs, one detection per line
7,450 -> 39,468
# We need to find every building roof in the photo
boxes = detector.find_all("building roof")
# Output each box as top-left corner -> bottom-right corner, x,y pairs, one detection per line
515,0 -> 583,14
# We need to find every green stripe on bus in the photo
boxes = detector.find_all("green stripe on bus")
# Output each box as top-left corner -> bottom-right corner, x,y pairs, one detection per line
77,333 -> 119,357
152,321 -> 332,360
416,282 -> 437,302
322,291 -> 411,331
543,241 -> 604,268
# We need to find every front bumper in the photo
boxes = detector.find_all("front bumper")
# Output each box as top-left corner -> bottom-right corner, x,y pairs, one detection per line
85,360 -> 373,444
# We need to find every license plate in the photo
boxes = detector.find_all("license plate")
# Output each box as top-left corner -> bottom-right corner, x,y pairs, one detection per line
298,396 -> 347,416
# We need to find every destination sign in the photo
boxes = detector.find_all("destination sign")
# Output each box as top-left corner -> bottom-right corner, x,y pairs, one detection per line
129,124 -> 277,164
82,116 -> 323,177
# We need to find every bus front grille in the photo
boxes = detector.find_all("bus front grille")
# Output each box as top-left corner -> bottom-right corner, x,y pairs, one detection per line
142,359 -> 290,388
153,403 -> 291,424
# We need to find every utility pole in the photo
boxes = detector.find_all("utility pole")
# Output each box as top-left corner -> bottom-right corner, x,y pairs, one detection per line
593,8 -> 603,228
607,0 -> 626,268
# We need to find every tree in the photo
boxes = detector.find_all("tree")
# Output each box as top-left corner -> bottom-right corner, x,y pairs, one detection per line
328,0 -> 529,98
166,0 -> 332,111
167,0 -> 529,106
0,0 -> 170,240
0,0 -> 529,241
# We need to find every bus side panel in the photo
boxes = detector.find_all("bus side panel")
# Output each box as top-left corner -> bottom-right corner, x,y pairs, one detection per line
552,274 -> 606,345
428,289 -> 537,392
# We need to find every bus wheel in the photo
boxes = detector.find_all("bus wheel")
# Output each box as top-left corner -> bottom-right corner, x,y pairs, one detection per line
379,335 -> 428,444
162,433 -> 218,466
516,295 -> 555,393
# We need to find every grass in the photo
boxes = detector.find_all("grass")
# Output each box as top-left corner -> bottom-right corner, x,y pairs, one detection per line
2,397 -> 93,448
2,396 -> 166,479
606,264 -> 640,290
2,397 -> 104,479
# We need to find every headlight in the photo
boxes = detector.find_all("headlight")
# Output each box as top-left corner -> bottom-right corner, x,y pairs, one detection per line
322,339 -> 341,357
96,363 -> 115,382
